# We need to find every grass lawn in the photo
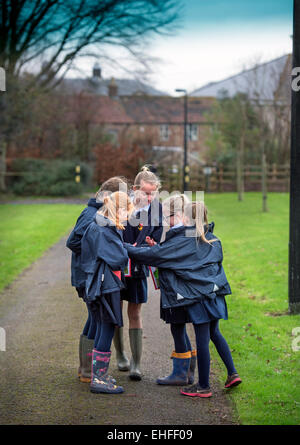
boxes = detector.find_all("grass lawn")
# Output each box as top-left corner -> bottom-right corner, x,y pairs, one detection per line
202,192 -> 300,425
0,204 -> 84,292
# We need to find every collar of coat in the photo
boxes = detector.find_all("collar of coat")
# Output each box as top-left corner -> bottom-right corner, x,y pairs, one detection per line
94,213 -> 124,239
87,198 -> 103,210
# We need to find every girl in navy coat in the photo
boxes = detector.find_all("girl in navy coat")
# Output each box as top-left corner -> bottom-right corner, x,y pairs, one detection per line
66,177 -> 128,383
114,166 -> 163,381
125,195 -> 242,398
81,191 -> 134,394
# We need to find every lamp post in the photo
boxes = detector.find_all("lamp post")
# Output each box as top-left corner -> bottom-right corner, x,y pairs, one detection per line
175,88 -> 189,192
289,0 -> 300,314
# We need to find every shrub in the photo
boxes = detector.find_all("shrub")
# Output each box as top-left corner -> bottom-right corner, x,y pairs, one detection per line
10,158 -> 92,196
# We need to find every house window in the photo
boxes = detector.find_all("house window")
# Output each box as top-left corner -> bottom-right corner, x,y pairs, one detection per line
187,124 -> 198,141
106,129 -> 118,143
160,124 -> 169,141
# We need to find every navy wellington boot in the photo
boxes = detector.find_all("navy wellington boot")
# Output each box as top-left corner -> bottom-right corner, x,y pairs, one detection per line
156,351 -> 191,386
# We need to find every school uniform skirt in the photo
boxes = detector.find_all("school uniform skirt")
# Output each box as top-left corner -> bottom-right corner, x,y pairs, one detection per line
121,277 -> 148,304
89,291 -> 123,327
160,296 -> 228,325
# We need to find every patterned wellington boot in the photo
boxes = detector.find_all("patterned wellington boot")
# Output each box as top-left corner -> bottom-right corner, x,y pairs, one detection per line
113,327 -> 130,371
187,350 -> 197,385
156,351 -> 191,385
90,349 -> 124,394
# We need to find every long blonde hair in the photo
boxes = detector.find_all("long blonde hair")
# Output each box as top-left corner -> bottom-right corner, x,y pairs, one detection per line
134,165 -> 161,190
185,201 -> 216,245
98,191 -> 134,230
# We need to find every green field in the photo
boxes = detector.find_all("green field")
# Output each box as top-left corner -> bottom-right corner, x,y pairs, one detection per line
203,192 -> 300,425
0,204 -> 84,292
0,194 -> 299,424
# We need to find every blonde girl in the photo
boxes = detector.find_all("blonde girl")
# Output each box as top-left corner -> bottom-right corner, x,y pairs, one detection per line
80,192 -> 134,394
114,165 -> 164,380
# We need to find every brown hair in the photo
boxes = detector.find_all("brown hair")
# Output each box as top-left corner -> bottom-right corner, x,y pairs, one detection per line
134,165 -> 161,189
95,176 -> 129,202
98,191 -> 134,230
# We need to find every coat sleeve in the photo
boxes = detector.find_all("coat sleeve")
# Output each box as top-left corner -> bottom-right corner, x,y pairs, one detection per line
66,209 -> 90,254
66,228 -> 82,254
124,239 -> 186,269
98,229 -> 129,271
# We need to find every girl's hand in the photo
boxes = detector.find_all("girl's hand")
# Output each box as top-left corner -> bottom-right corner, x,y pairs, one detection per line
146,236 -> 156,246
133,242 -> 137,247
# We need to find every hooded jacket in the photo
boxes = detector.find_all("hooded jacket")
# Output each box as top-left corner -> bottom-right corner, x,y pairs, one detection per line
125,223 -> 231,310
123,199 -> 163,278
66,198 -> 103,288
80,213 -> 129,302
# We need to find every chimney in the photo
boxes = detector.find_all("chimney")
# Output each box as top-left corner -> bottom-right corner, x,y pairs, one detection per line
92,62 -> 101,78
108,77 -> 118,98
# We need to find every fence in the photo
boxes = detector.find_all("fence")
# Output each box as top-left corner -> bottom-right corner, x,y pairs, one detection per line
157,164 -> 290,193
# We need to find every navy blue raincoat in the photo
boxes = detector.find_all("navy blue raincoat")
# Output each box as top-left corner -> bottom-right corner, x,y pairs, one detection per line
66,198 -> 103,288
80,213 -> 129,302
125,224 -> 231,310
123,199 -> 163,278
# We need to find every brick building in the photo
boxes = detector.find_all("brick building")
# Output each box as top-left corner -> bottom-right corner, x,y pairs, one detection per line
63,65 -> 215,168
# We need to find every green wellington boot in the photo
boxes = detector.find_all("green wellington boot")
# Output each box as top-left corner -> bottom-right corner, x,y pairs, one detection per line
80,336 -> 95,383
129,328 -> 143,381
113,327 -> 130,371
78,334 -> 84,378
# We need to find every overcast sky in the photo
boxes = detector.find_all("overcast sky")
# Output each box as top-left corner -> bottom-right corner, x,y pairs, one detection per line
67,0 -> 293,95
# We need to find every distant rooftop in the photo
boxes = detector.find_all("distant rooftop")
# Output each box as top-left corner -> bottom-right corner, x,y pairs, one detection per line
59,63 -> 168,97
190,54 -> 292,103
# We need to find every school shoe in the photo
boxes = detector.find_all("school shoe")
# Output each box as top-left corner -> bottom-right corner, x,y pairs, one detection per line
113,327 -> 130,371
180,384 -> 212,398
78,334 -> 84,378
90,349 -> 124,394
225,373 -> 242,388
187,349 -> 197,385
156,351 -> 191,385
129,328 -> 143,381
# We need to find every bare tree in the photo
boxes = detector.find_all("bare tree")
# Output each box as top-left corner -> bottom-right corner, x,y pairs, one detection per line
0,0 -> 183,191
0,0 -> 183,86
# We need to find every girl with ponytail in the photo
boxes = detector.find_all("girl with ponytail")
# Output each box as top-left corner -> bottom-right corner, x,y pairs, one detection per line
114,165 -> 163,381
125,194 -> 241,398
80,192 -> 134,394
66,176 -> 128,384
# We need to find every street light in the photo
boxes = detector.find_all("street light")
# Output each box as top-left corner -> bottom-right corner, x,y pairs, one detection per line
175,88 -> 189,192
289,0 -> 300,314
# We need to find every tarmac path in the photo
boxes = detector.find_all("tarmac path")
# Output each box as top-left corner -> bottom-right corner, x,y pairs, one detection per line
0,234 -> 238,425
